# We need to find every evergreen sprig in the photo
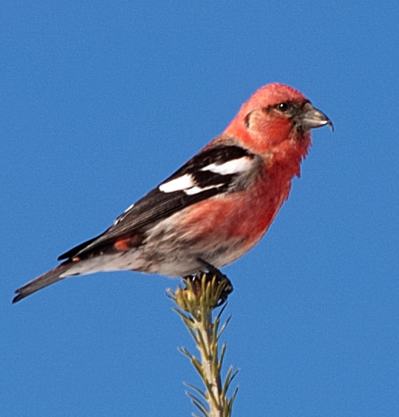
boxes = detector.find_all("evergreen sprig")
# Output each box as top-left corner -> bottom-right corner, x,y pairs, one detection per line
170,274 -> 238,417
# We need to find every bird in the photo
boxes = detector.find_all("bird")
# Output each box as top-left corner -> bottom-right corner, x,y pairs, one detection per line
13,82 -> 332,303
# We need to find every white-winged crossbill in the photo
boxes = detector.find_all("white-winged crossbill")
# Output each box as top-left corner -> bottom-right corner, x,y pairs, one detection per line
13,83 -> 332,303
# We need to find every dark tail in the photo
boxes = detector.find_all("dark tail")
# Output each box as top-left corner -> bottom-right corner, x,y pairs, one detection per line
13,262 -> 72,303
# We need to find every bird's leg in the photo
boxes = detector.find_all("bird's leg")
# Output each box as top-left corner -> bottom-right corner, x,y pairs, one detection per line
182,258 -> 233,306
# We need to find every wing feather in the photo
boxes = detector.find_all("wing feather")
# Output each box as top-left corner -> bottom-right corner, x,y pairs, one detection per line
58,144 -> 257,261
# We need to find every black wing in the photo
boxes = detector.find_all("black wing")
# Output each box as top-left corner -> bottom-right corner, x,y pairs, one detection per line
58,144 -> 256,260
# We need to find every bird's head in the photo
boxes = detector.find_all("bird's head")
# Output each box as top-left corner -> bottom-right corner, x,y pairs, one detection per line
225,83 -> 332,154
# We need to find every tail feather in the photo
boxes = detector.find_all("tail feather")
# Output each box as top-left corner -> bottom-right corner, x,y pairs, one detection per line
13,262 -> 72,303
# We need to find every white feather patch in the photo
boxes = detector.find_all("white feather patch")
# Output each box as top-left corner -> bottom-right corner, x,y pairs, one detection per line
123,202 -> 135,213
184,184 -> 224,195
201,156 -> 253,175
159,174 -> 194,193
113,203 -> 135,225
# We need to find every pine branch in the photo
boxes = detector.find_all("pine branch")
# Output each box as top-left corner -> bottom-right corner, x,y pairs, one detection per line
169,273 -> 238,417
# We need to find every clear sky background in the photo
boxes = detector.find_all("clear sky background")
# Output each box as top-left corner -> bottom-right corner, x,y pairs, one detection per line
1,2 -> 398,416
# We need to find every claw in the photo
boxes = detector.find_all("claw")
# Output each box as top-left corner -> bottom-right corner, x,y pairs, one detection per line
188,258 -> 234,306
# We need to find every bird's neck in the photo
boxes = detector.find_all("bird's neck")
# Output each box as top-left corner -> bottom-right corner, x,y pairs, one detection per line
223,122 -> 311,180
266,136 -> 311,180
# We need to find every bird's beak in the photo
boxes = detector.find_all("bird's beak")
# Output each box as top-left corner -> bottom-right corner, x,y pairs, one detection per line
298,102 -> 334,131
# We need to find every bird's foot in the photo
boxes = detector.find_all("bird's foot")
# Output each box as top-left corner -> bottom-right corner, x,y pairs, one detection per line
182,259 -> 233,307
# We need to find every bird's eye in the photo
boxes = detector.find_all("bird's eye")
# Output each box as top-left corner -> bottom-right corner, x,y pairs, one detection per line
277,102 -> 290,112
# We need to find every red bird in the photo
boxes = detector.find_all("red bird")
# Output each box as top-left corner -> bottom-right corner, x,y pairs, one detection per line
13,83 -> 332,303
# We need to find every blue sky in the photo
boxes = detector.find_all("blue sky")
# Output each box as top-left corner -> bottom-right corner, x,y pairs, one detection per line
1,2 -> 398,416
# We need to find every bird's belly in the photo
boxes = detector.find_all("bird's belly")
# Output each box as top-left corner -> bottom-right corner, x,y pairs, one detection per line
138,181 -> 290,275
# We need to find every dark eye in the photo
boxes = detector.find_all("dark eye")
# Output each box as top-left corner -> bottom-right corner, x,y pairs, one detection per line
277,102 -> 290,112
